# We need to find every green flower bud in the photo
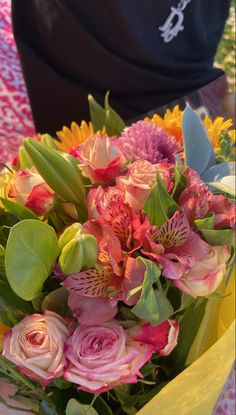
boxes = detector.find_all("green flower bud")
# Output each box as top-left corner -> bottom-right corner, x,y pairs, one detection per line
58,223 -> 82,250
59,233 -> 98,275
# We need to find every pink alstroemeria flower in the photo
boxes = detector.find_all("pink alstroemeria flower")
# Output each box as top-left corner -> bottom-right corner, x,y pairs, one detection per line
179,168 -> 235,229
179,181 -> 213,223
74,133 -> 126,184
8,168 -> 54,216
101,200 -> 149,252
211,194 -> 236,229
138,210 -> 210,280
64,214 -> 146,307
68,294 -> 118,324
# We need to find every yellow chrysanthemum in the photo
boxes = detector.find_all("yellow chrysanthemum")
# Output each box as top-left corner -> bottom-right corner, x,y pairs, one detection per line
203,116 -> 235,148
56,120 -> 94,153
145,105 -> 183,140
0,323 -> 10,352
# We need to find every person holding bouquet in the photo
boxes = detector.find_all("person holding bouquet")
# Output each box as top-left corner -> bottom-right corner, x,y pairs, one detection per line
11,0 -> 234,135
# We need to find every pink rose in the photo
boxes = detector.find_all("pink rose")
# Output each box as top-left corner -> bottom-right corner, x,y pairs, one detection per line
2,311 -> 69,387
116,160 -> 171,210
8,168 -> 54,216
76,134 -> 126,184
87,185 -> 124,219
174,246 -> 231,297
128,320 -> 179,356
64,321 -> 152,393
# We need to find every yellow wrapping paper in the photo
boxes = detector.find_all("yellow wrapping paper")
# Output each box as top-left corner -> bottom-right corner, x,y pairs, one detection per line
137,267 -> 235,415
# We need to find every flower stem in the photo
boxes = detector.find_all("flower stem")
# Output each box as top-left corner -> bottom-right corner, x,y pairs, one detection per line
0,355 -> 55,407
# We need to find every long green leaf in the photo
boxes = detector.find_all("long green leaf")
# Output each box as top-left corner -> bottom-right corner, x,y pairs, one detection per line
24,139 -> 86,206
88,94 -> 106,132
167,298 -> 207,373
1,198 -> 39,220
104,91 -> 126,135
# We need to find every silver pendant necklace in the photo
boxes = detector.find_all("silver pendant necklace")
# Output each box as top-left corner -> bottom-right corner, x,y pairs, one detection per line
159,0 -> 192,43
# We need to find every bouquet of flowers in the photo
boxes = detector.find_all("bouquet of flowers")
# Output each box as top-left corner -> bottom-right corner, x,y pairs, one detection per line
0,95 -> 235,415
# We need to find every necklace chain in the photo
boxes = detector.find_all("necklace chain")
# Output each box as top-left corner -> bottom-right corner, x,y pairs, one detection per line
178,0 -> 192,12
159,0 -> 192,43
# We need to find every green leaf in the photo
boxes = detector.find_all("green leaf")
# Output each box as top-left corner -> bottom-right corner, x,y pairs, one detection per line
0,211 -> 20,247
182,105 -> 215,175
32,292 -> 48,312
171,165 -> 188,200
131,258 -> 172,326
143,172 -> 179,227
1,198 -> 39,220
18,144 -> 33,169
52,377 -> 72,390
5,220 -> 59,301
104,92 -> 126,136
194,212 -> 215,231
40,134 -> 59,150
200,228 -> 234,246
143,183 -> 159,225
66,399 -> 98,415
132,287 -> 160,325
41,287 -> 69,315
140,361 -> 158,377
93,396 -> 113,415
167,298 -> 207,372
179,293 -> 196,312
88,94 -> 106,132
154,290 -> 174,322
24,139 -> 87,208
0,278 -> 34,326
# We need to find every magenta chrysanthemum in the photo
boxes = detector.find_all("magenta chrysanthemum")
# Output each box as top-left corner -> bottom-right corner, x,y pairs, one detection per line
118,120 -> 182,164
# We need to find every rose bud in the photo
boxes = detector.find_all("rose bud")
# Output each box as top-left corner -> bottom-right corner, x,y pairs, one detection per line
128,320 -> 179,356
8,168 -> 54,216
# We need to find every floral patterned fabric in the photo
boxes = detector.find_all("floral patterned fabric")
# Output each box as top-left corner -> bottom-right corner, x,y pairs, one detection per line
0,0 -> 35,164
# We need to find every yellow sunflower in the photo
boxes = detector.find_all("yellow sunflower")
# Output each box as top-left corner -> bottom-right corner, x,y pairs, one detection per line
203,116 -> 235,148
145,105 -> 183,141
56,120 -> 94,153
